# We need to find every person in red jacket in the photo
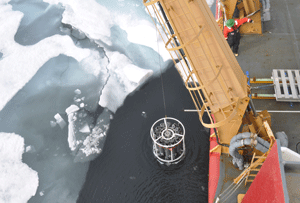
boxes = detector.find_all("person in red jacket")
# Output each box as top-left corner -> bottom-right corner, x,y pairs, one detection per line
224,18 -> 253,56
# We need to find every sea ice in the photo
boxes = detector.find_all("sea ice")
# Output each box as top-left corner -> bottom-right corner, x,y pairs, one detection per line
66,103 -> 113,162
99,52 -> 153,113
79,123 -> 91,133
50,120 -> 57,127
0,133 -> 38,203
0,1 -> 110,112
141,111 -> 147,118
74,89 -> 81,95
44,0 -> 113,45
0,0 -> 215,202
25,145 -> 36,153
54,113 -> 67,129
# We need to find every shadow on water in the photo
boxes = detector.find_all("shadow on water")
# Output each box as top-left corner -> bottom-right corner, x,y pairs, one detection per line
77,66 -> 209,203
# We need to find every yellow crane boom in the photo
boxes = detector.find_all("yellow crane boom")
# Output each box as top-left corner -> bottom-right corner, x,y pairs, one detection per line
144,0 -> 252,153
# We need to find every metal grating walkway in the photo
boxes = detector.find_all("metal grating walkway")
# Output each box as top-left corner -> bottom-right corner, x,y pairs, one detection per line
272,69 -> 300,102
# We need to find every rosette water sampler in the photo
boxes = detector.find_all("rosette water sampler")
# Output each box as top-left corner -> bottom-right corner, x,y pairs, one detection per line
150,117 -> 185,165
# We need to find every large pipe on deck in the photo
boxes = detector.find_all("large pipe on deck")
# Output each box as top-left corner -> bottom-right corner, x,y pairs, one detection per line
230,138 -> 257,170
256,136 -> 270,150
229,132 -> 271,170
230,132 -> 270,151
230,132 -> 256,145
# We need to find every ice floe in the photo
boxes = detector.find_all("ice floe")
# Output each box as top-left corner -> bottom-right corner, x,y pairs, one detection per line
65,104 -> 112,162
0,2 -> 105,111
99,52 -> 153,113
0,133 -> 38,203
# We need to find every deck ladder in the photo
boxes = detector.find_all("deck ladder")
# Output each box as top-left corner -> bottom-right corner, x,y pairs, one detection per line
244,153 -> 266,185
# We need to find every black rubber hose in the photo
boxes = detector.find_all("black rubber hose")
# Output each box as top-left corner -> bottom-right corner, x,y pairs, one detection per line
212,127 -> 229,147
296,142 -> 300,153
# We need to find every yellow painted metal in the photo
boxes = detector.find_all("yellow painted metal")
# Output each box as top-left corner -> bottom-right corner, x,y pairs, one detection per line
218,0 -> 262,34
234,121 -> 275,184
143,1 -> 277,201
143,0 -> 250,152
223,0 -> 238,19
238,194 -> 245,203
210,144 -> 222,153
244,152 -> 257,185
210,133 -> 222,153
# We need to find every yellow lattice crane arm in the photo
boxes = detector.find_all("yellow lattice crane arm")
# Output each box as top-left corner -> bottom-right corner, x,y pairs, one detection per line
144,0 -> 251,152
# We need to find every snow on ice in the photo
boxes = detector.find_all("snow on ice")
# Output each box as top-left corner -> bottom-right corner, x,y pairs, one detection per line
66,104 -> 112,162
38,0 -> 163,159
0,1 -> 107,112
99,52 -> 153,113
0,133 -> 38,203
44,0 -> 113,45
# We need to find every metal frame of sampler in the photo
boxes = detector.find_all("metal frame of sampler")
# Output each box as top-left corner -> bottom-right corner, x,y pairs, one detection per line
143,0 -> 250,153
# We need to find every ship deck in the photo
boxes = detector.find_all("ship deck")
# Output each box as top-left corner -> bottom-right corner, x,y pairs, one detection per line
238,0 -> 300,152
213,0 -> 300,202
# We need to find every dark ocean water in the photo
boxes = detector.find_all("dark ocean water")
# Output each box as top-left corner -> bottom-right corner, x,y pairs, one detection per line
77,66 -> 210,203
1,1 -> 213,202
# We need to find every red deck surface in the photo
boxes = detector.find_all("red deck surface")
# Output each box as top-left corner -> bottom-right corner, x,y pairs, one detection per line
242,141 -> 285,203
208,136 -> 220,203
208,114 -> 220,203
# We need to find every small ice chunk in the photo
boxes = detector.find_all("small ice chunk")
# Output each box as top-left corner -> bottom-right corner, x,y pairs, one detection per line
80,103 -> 85,108
39,191 -> 44,196
129,176 -> 136,180
141,111 -> 147,118
103,124 -> 109,130
74,98 -> 81,103
65,105 -> 80,115
50,120 -> 57,127
79,123 -> 91,133
81,97 -> 85,101
74,89 -> 81,95
54,113 -> 66,129
25,146 -> 36,153
110,114 -> 113,120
